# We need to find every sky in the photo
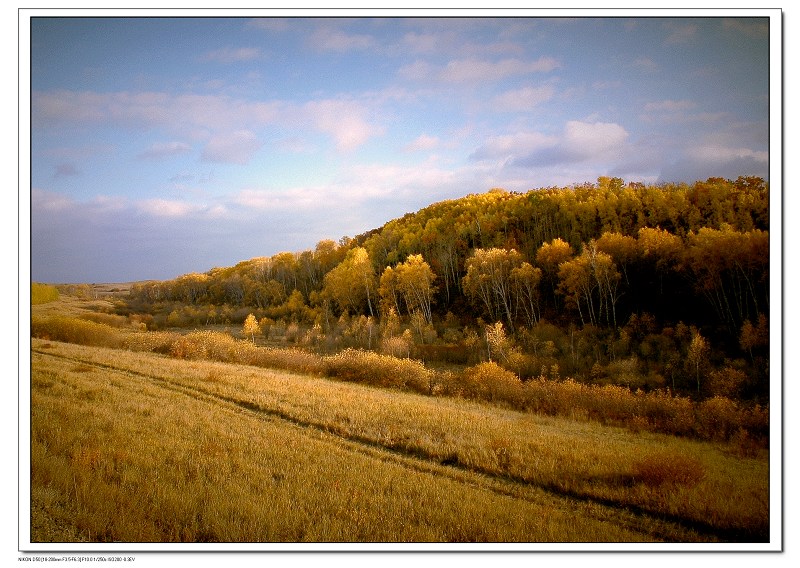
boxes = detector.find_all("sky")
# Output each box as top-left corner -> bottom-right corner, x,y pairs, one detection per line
25,11 -> 775,284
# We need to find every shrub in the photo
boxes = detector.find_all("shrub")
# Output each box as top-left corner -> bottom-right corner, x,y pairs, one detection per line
706,366 -> 748,399
251,347 -> 325,376
695,396 -> 744,441
80,312 -> 129,328
31,283 -> 59,305
380,334 -> 412,358
124,330 -> 182,354
31,316 -> 124,348
324,349 -> 432,393
170,331 -> 248,362
457,362 -> 524,405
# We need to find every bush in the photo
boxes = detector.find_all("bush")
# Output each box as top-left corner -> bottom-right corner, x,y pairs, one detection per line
324,349 -> 432,393
251,347 -> 325,376
80,312 -> 130,328
124,331 -> 182,354
457,362 -> 524,405
31,316 -> 124,348
170,331 -> 253,363
31,283 -> 59,305
695,396 -> 745,441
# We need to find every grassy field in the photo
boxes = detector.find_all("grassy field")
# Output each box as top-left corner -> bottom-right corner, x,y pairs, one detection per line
28,339 -> 770,544
25,291 -> 772,545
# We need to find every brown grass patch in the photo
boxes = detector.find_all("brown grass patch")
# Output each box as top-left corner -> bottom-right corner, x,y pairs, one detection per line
632,451 -> 706,487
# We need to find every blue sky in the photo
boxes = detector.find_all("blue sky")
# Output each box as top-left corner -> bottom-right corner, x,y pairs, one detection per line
27,12 -> 774,283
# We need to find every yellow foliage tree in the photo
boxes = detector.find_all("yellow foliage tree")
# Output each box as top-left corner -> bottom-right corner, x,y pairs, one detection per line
243,313 -> 260,343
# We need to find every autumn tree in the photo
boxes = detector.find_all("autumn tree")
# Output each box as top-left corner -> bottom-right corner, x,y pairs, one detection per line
557,243 -> 620,327
686,330 -> 710,394
394,254 -> 436,324
595,231 -> 637,286
485,321 -> 512,364
683,226 -> 769,331
510,262 -> 542,328
378,266 -> 403,316
322,247 -> 377,316
535,237 -> 574,311
463,248 -> 525,331
243,313 -> 259,343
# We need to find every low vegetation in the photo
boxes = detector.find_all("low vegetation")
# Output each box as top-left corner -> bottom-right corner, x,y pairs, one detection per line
30,312 -> 769,448
31,283 -> 59,305
30,338 -> 769,542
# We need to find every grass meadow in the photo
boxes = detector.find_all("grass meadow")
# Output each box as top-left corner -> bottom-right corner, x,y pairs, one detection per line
27,291 -> 772,544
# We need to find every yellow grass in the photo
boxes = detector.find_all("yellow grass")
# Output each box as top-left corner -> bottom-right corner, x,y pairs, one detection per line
29,339 -> 770,543
31,343 -> 658,543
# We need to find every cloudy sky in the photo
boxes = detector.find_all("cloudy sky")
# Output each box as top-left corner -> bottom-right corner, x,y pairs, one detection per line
26,12 -> 774,283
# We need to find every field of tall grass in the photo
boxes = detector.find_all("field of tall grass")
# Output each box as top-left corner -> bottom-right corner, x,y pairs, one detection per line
30,342 -> 669,543
26,292 -> 773,544
29,338 -> 770,543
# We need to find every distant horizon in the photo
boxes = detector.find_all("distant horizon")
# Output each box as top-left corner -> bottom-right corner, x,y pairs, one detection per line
25,9 -> 776,284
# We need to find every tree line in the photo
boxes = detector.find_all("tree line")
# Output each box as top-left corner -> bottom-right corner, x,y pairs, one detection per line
122,176 -> 770,400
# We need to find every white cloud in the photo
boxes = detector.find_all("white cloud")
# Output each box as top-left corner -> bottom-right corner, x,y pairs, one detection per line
723,18 -> 769,38
691,145 -> 768,164
233,187 -> 325,212
32,90 -> 283,136
136,199 -> 196,218
400,31 -> 440,54
441,57 -> 559,83
201,130 -> 262,165
562,120 -> 629,159
304,99 -> 384,152
247,18 -> 290,32
32,89 -> 385,155
592,80 -> 622,90
632,57 -> 658,72
54,163 -> 80,178
640,100 -> 727,125
31,188 -> 72,211
396,60 -> 436,82
476,121 -> 630,169
658,143 -> 769,183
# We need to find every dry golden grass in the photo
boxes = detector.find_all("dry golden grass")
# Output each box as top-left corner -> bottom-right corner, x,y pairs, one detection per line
30,339 -> 770,543
31,343 -> 673,543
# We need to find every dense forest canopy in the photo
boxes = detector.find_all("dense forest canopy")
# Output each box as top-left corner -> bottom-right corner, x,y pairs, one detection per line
122,176 -> 770,400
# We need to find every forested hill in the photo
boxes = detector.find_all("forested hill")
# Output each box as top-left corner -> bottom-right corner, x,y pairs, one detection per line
125,176 -> 770,398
